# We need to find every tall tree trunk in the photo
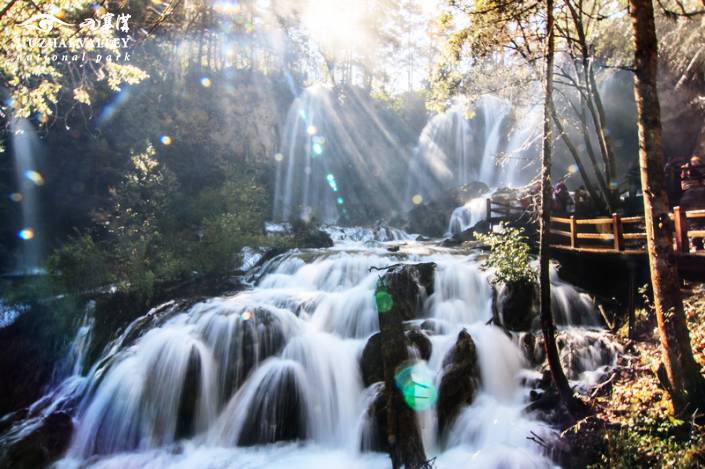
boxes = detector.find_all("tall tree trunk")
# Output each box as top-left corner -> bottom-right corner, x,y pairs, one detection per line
565,0 -> 618,209
550,105 -> 603,206
540,0 -> 583,411
629,0 -> 705,414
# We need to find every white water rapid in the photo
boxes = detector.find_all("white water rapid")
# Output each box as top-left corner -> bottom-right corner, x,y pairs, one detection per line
8,228 -> 619,469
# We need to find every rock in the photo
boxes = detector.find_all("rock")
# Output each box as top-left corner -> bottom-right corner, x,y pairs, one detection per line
407,182 -> 490,237
291,220 -> 334,248
442,220 -> 491,247
382,263 -> 435,321
0,411 -> 73,469
0,302 -> 74,416
360,329 -> 432,387
406,329 -> 432,361
497,279 -> 538,331
437,329 -> 480,439
518,332 -> 545,367
237,362 -> 308,446
216,306 -> 288,397
361,384 -> 388,452
375,264 -> 432,468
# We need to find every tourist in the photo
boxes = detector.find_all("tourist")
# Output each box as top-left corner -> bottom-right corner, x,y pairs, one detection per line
680,155 -> 705,249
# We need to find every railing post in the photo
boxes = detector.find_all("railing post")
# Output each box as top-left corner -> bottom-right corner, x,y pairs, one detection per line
486,198 -> 492,231
673,206 -> 689,253
570,216 -> 577,248
612,213 -> 624,251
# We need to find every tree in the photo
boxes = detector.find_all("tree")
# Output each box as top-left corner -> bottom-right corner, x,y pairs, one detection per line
628,0 -> 705,414
539,0 -> 585,412
0,0 -> 147,124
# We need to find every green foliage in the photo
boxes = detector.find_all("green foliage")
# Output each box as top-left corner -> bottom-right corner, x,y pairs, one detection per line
476,222 -> 535,285
596,426 -> 705,468
47,233 -> 113,293
0,0 -> 147,121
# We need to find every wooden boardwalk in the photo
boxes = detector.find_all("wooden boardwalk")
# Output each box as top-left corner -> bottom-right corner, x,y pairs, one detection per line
485,198 -> 705,269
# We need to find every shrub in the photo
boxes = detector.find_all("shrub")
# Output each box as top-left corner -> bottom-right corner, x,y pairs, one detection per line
48,233 -> 114,293
475,222 -> 535,285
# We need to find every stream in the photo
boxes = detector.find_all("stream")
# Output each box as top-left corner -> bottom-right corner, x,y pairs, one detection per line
2,227 -> 620,468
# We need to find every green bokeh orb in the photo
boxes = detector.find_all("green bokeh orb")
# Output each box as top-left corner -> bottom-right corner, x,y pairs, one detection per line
394,361 -> 438,412
375,289 -> 394,313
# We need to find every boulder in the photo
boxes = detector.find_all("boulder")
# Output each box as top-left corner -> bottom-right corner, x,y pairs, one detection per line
407,182 -> 490,237
361,384 -> 388,452
237,363 -> 308,446
360,329 -> 432,387
382,263 -> 435,321
437,329 -> 480,438
442,220 -> 490,247
291,220 -> 334,248
375,264 -> 434,468
497,279 -> 538,331
0,411 -> 73,469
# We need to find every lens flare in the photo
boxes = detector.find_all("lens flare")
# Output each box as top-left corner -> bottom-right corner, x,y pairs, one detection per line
24,170 -> 45,186
200,77 -> 212,88
241,311 -> 253,321
306,125 -> 317,136
274,153 -> 284,162
18,228 -> 35,240
312,143 -> 324,155
394,361 -> 438,412
567,164 -> 578,175
336,196 -> 344,205
374,288 -> 394,313
9,193 -> 23,202
160,135 -> 172,145
326,173 -> 335,182
412,194 -> 423,205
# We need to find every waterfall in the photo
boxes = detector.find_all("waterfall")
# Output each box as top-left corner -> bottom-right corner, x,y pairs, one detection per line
272,86 -> 409,223
447,197 -> 489,236
33,231 -> 618,468
407,95 -> 519,202
476,96 -> 512,185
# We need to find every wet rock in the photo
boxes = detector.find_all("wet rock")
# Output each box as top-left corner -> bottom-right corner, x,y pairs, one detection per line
0,411 -> 73,469
437,329 -> 480,438
382,263 -> 435,321
176,346 -> 204,439
497,279 -> 538,331
212,306 -> 287,397
407,182 -> 490,237
442,220 -> 490,247
0,302 -> 74,416
518,331 -> 545,367
360,329 -> 432,387
291,220 -> 334,248
362,384 -> 389,452
376,265 -> 431,468
237,364 -> 308,446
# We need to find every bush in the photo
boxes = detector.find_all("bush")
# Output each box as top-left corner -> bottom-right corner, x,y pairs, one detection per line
475,222 -> 534,285
48,234 -> 114,294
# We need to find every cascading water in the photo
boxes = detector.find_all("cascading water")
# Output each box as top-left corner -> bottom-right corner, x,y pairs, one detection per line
476,96 -> 512,185
272,86 -> 409,224
447,197 -> 490,236
407,95 -> 519,203
499,105 -> 543,188
9,228 -> 619,468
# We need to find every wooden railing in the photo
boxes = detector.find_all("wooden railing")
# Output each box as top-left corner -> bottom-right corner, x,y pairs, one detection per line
549,206 -> 705,255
